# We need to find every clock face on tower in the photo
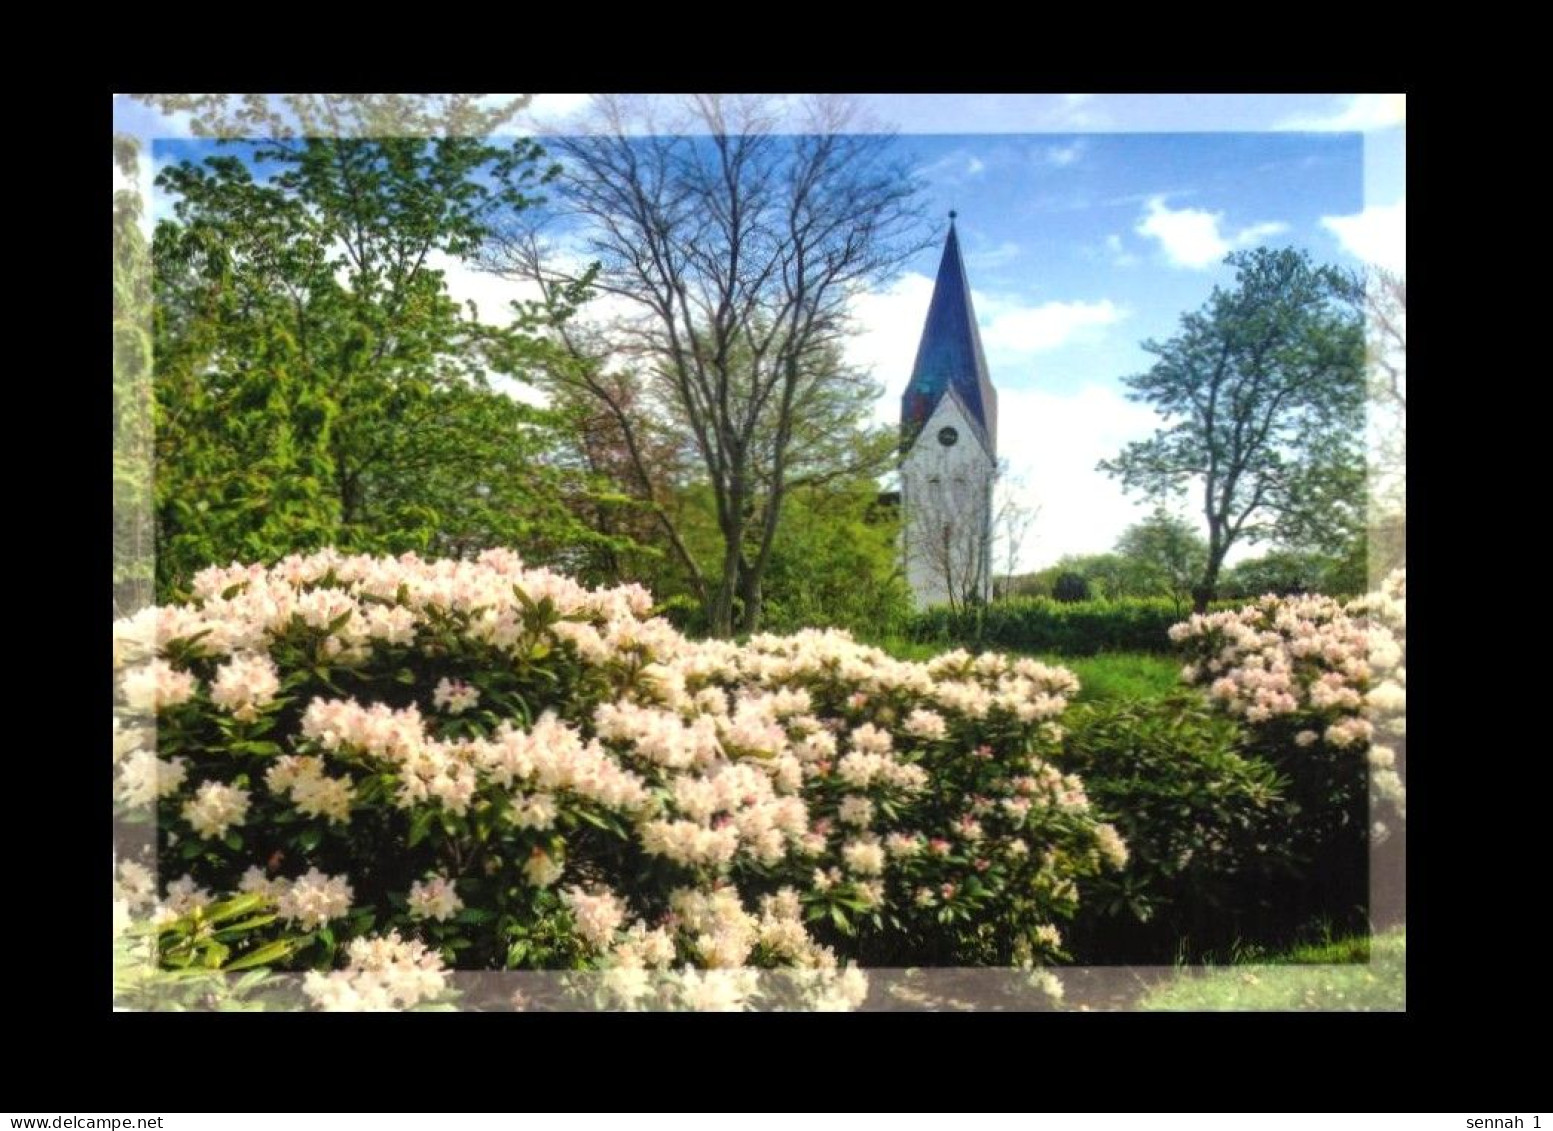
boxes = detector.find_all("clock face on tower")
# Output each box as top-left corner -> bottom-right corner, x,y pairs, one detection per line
938,426 -> 959,447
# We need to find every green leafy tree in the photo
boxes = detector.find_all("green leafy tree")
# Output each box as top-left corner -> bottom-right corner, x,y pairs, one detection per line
1053,571 -> 1091,603
1099,247 -> 1365,610
1028,554 -> 1131,600
1220,547 -> 1365,600
1113,508 -> 1209,612
145,109 -> 623,596
757,479 -> 913,637
114,135 -> 154,616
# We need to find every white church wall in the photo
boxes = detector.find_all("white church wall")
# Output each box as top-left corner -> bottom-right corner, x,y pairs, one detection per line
901,393 -> 995,609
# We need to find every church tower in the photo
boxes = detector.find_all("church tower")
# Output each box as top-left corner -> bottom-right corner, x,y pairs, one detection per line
900,214 -> 999,608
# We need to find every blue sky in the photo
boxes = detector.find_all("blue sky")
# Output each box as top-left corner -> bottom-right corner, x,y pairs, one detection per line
114,94 -> 1406,571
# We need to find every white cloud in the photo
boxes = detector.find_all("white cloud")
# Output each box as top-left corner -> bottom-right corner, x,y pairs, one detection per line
1136,196 -> 1289,269
995,384 -> 1162,570
1237,220 -> 1290,244
1105,233 -> 1139,267
113,147 -> 181,240
849,272 -> 938,398
1052,93 -> 1107,128
1044,141 -> 1084,167
1136,198 -> 1227,268
1321,198 -> 1406,273
431,252 -> 544,323
969,240 -> 1020,268
978,296 -> 1125,356
918,150 -> 989,183
428,249 -> 646,408
521,93 -> 594,122
112,155 -> 155,241
1279,94 -> 1406,132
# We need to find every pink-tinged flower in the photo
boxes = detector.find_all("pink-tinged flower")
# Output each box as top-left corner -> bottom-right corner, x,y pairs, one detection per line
561,885 -> 628,949
407,874 -> 464,922
432,678 -> 480,715
209,653 -> 281,722
277,868 -> 354,930
940,883 -> 957,900
903,709 -> 948,740
928,837 -> 952,856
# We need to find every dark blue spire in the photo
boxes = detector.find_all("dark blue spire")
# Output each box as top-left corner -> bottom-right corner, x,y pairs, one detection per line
900,217 -> 998,456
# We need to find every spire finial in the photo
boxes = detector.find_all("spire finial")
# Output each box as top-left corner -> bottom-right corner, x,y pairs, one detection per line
949,209 -> 957,221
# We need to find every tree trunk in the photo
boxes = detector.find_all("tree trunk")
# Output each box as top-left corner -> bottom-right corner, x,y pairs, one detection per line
736,565 -> 763,636
1192,554 -> 1225,613
705,516 -> 744,638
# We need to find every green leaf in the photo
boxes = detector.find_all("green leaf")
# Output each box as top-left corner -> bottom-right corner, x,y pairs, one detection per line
213,914 -> 279,938
223,938 -> 300,972
205,893 -> 269,924
201,941 -> 232,969
230,740 -> 283,756
408,809 -> 436,848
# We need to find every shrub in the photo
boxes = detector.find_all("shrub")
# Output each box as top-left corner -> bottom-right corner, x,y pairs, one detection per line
112,549 -> 1126,1010
908,596 -> 1224,656
1168,569 -> 1407,931
1055,694 -> 1290,963
1052,572 -> 1091,603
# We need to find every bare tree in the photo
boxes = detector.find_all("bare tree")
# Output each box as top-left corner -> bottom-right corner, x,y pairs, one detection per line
483,94 -> 927,636
991,462 -> 1039,602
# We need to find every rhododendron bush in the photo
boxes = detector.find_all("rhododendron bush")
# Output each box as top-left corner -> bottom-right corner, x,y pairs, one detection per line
1168,569 -> 1407,928
113,549 -> 1124,1009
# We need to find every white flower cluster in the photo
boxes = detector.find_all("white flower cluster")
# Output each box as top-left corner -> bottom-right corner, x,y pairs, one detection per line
239,865 -> 354,929
120,660 -> 197,716
113,548 -> 1111,998
181,781 -> 251,840
302,931 -> 448,1012
114,858 -> 156,912
209,653 -> 281,722
264,755 -> 354,825
432,678 -> 480,715
561,885 -> 629,949
408,874 -> 464,922
1172,569 -> 1407,817
115,748 -> 187,807
148,874 -> 212,927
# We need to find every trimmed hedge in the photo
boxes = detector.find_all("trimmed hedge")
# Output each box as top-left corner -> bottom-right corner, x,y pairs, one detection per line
906,597 -> 1241,656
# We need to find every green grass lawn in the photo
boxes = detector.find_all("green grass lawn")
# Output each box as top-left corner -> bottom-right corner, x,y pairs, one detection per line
1136,929 -> 1405,1011
1056,652 -> 1182,703
872,638 -> 1182,704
